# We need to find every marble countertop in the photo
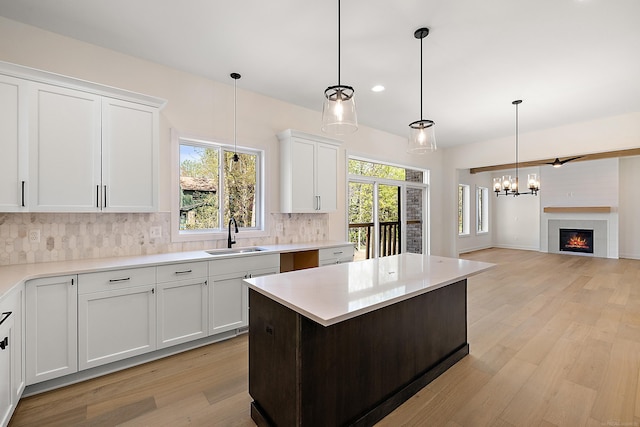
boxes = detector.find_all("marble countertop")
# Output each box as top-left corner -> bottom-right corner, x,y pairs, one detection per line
0,241 -> 352,299
244,253 -> 495,327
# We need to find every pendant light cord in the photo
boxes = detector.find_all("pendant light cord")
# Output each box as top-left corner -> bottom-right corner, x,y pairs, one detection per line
420,35 -> 423,120
234,77 -> 237,154
515,101 -> 519,189
337,0 -> 341,86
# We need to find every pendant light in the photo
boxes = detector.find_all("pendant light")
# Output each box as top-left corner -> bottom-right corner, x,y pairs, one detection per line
493,100 -> 540,196
322,0 -> 357,135
407,27 -> 436,153
230,72 -> 240,162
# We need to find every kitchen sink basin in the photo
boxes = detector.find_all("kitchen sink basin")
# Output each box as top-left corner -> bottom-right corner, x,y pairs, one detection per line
206,247 -> 268,256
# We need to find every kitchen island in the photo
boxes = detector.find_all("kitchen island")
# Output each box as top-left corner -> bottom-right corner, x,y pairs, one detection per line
244,253 -> 494,427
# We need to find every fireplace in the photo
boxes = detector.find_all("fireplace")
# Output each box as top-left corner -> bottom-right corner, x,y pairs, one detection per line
559,228 -> 594,254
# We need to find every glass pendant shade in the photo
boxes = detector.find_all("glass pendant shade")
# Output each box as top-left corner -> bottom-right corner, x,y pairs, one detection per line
408,119 -> 436,153
322,84 -> 357,134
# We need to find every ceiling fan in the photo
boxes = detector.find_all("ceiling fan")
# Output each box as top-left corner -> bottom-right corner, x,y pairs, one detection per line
546,156 -> 583,168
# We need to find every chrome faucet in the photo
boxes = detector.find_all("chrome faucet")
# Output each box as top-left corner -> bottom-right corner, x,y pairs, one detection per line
228,217 -> 238,248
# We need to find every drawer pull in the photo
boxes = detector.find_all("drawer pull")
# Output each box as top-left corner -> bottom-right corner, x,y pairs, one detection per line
333,251 -> 343,255
108,277 -> 131,283
0,311 -> 11,326
0,336 -> 7,350
175,270 -> 193,275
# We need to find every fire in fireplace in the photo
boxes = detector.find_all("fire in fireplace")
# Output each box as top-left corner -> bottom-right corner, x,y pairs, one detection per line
559,228 -> 594,254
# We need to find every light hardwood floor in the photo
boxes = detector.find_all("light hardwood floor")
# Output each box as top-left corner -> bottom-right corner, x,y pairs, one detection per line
9,248 -> 640,426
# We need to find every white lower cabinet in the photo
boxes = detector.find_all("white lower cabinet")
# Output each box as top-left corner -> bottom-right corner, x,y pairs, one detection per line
1,286 -> 22,427
78,268 -> 156,370
318,244 -> 355,266
156,262 -> 208,349
25,275 -> 77,385
0,310 -> 13,427
209,254 -> 279,335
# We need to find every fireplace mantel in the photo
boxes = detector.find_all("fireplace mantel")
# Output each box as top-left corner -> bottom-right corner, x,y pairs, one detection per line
543,206 -> 612,214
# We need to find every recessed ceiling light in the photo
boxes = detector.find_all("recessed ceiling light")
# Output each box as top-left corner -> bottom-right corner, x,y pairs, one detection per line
371,85 -> 385,92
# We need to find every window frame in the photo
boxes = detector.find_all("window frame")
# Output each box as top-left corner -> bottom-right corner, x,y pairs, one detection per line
347,154 -> 430,258
458,184 -> 470,236
171,131 -> 267,243
476,186 -> 489,234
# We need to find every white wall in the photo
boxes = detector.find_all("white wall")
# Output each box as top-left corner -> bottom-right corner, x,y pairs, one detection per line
491,167 -> 541,251
0,17 -> 448,256
541,158 -> 619,208
456,169 -> 493,254
619,156 -> 640,259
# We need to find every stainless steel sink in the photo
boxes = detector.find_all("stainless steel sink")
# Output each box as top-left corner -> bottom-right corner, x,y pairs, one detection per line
206,247 -> 268,256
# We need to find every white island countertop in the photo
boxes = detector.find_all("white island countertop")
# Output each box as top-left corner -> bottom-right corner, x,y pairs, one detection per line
245,253 -> 495,327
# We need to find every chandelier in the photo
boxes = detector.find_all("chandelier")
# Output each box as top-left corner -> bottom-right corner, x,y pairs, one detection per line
493,100 -> 539,197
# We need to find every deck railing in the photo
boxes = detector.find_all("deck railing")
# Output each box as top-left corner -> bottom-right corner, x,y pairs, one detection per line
349,220 -> 422,259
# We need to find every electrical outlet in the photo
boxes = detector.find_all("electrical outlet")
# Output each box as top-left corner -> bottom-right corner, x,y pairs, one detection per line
29,229 -> 41,243
150,226 -> 162,238
276,223 -> 284,232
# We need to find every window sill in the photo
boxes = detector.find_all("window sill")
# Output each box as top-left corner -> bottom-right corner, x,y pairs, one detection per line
172,228 -> 269,243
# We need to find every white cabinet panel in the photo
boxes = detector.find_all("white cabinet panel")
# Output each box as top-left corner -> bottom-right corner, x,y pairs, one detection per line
289,138 -> 316,212
0,310 -> 13,427
0,74 -> 27,212
316,143 -> 338,212
209,254 -> 279,335
25,275 -> 77,385
278,129 -> 342,213
28,84 -> 102,211
78,285 -> 156,370
157,278 -> 208,349
209,274 -> 246,335
102,98 -> 159,212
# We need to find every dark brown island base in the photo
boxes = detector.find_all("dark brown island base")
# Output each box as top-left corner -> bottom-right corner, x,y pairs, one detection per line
245,253 -> 494,426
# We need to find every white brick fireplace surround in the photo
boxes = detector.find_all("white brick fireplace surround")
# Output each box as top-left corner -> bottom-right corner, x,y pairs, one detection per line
541,208 -> 618,259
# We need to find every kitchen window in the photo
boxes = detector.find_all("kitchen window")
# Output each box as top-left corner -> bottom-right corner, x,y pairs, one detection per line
171,134 -> 264,242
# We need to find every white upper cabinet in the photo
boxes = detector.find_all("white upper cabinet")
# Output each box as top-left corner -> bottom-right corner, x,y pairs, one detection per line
102,98 -> 159,212
278,129 -> 342,213
28,84 -> 102,211
0,74 -> 28,212
0,60 -> 165,213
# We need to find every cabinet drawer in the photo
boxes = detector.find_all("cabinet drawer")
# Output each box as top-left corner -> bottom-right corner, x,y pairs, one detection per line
157,261 -> 207,283
209,253 -> 279,277
78,267 -> 156,294
318,245 -> 354,262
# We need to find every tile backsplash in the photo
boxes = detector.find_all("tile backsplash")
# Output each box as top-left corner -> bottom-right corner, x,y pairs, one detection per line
0,212 -> 330,266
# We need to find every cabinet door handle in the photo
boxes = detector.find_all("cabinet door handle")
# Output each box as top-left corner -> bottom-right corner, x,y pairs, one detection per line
0,311 -> 11,326
21,181 -> 25,207
152,288 -> 155,294
204,280 -> 208,286
96,185 -> 100,208
104,185 -> 107,208
108,277 -> 131,283
318,195 -> 321,210
71,278 -> 74,286
0,336 -> 8,350
175,270 -> 193,275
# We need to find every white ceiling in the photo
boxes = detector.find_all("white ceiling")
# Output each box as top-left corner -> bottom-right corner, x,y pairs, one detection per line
1,0 -> 639,148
